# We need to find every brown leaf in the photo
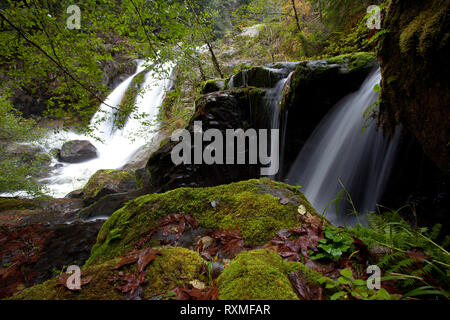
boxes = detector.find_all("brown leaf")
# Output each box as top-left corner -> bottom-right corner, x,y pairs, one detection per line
137,248 -> 162,273
111,272 -> 147,295
289,271 -> 324,300
407,248 -> 430,262
112,250 -> 140,270
174,286 -> 218,300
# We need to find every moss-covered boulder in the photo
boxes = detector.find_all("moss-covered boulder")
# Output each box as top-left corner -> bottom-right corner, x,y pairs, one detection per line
230,65 -> 294,88
86,178 -> 319,266
217,249 -> 299,300
10,246 -> 205,300
378,0 -> 450,173
200,79 -> 226,94
81,169 -> 137,206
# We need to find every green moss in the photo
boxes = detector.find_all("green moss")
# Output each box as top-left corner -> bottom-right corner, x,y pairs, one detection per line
399,2 -> 447,55
143,246 -> 205,295
115,70 -> 147,125
0,198 -> 42,212
200,79 -> 226,94
217,249 -> 298,300
10,247 -> 204,300
82,169 -> 135,203
326,52 -> 376,72
86,178 -> 320,266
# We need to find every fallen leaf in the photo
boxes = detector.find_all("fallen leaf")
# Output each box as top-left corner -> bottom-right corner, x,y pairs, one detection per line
137,248 -> 162,273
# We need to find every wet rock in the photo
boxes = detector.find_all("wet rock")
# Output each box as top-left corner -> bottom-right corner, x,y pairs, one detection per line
81,169 -> 137,206
230,64 -> 295,88
64,189 -> 84,199
78,189 -> 144,220
101,56 -> 137,89
134,168 -> 150,189
0,197 -> 102,298
279,52 -> 377,175
378,0 -> 450,173
200,79 -> 226,94
58,140 -> 98,163
146,90 -> 269,191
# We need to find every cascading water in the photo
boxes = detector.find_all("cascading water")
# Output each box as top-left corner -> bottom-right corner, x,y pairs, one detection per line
286,68 -> 400,225
263,72 -> 294,179
41,60 -> 173,198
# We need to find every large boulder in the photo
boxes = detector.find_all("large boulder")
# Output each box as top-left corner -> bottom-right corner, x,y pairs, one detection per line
8,179 -> 325,300
378,0 -> 450,173
146,88 -> 270,192
58,140 -> 98,163
81,169 -> 137,206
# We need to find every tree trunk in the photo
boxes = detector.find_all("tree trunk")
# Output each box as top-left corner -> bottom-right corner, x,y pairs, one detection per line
291,0 -> 302,33
185,0 -> 224,78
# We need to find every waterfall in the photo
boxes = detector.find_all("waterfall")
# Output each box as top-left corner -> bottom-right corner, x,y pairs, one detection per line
286,68 -> 400,226
41,60 -> 173,198
264,72 -> 293,179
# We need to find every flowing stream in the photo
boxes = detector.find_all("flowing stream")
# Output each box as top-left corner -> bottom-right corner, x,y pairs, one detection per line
286,68 -> 400,225
41,60 -> 173,198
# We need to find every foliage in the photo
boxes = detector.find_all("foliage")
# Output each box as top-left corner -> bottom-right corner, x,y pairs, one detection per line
318,268 -> 392,300
0,94 -> 45,195
310,224 -> 354,261
350,209 -> 450,298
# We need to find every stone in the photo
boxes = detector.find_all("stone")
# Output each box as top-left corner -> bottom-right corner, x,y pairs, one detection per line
58,140 -> 98,163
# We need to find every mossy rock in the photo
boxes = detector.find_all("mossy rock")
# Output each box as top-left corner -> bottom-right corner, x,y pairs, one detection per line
231,65 -> 292,88
86,178 -> 320,266
200,79 -> 226,94
82,169 -> 137,205
378,0 -> 450,173
9,246 -> 204,300
217,249 -> 298,300
116,70 -> 147,125
0,198 -> 42,212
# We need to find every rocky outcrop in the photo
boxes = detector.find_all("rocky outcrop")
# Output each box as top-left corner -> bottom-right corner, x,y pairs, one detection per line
147,53 -> 377,191
101,55 -> 137,89
378,0 -> 450,173
146,88 -> 270,191
58,140 -> 98,163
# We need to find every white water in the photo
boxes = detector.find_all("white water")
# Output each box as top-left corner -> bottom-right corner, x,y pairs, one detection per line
40,60 -> 173,198
264,73 -> 293,179
286,69 -> 400,225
